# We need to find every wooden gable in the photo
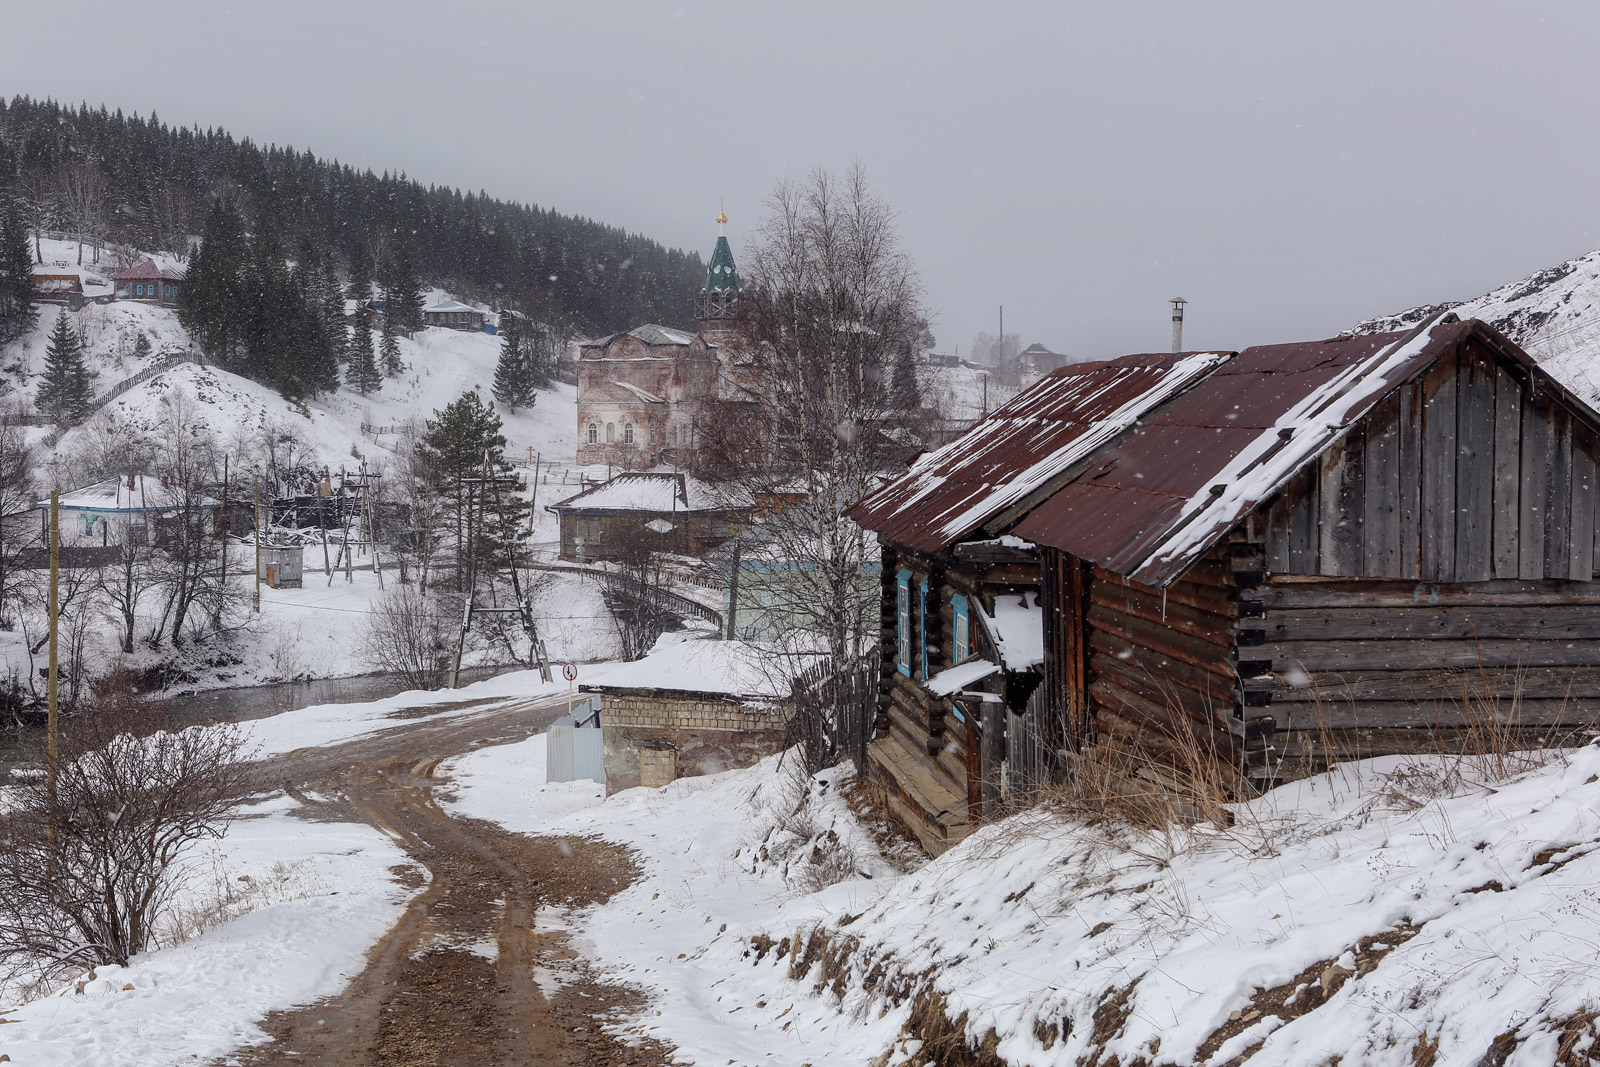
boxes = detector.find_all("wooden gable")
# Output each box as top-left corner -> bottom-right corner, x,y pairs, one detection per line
1250,333 -> 1599,583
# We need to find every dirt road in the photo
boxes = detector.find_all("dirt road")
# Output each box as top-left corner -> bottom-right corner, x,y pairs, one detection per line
223,696 -> 675,1067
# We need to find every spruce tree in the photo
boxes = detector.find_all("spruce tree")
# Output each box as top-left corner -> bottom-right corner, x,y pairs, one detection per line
37,310 -> 91,423
0,207 -> 38,348
491,311 -> 535,412
132,333 -> 152,360
179,197 -> 248,370
379,319 -> 403,377
383,245 -> 425,336
318,252 -> 348,370
347,304 -> 381,395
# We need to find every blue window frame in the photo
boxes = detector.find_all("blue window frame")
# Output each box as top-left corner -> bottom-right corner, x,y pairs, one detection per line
895,569 -> 912,676
918,577 -> 930,678
951,594 -> 971,663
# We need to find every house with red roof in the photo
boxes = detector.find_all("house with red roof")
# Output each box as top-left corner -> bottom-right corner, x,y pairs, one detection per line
112,258 -> 186,306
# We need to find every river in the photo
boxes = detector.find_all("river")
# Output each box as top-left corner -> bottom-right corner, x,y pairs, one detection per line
0,665 -> 521,774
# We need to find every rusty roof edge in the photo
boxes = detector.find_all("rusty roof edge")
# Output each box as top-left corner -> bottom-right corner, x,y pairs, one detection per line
975,351 -> 1239,539
1126,311 -> 1457,588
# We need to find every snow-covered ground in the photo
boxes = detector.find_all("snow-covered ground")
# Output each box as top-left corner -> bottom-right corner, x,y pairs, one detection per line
0,794 -> 418,1067
441,738 -> 1600,1066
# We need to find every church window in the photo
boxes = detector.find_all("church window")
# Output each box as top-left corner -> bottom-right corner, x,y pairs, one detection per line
606,423 -> 615,442
587,423 -> 598,445
623,423 -> 635,445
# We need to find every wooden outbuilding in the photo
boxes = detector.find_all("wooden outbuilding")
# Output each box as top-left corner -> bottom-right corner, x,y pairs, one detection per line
548,470 -> 753,564
849,314 -> 1600,852
257,546 -> 304,589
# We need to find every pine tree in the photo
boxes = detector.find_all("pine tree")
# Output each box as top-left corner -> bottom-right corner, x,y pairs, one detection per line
347,304 -> 381,395
383,245 -> 425,336
179,196 -> 248,370
0,207 -> 38,348
37,310 -> 91,423
318,251 -> 348,370
132,332 -> 152,360
491,311 -> 536,412
380,319 -> 403,377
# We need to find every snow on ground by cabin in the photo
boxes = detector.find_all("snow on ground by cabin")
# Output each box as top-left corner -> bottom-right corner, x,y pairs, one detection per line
0,793 -> 419,1067
439,738 -> 1600,1067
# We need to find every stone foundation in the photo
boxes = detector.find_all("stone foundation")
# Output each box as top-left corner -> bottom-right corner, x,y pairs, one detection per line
595,690 -> 788,794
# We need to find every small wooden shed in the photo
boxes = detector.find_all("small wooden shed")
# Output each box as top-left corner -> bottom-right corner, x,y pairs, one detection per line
850,314 -> 1600,849
257,546 -> 304,589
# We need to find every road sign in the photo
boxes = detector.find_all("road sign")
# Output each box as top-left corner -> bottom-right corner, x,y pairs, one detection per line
562,662 -> 578,682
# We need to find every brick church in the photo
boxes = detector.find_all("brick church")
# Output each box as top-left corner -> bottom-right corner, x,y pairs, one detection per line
576,211 -> 753,468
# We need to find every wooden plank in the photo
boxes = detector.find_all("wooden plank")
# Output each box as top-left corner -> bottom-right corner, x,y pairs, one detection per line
1275,699 -> 1600,731
1520,399 -> 1552,579
1321,434 -> 1365,576
1398,382 -> 1424,579
1089,582 -> 1236,647
1260,638 -> 1600,672
1572,432 -> 1596,581
1087,601 -> 1236,675
1492,366 -> 1523,578
1454,353 -> 1495,582
1546,408 -> 1573,579
1255,578 -> 1600,609
1261,604 -> 1600,641
1286,468 -> 1320,574
1088,650 -> 1235,722
1243,664 -> 1600,703
1363,395 -> 1402,577
1420,361 -> 1457,581
1264,492 -> 1291,575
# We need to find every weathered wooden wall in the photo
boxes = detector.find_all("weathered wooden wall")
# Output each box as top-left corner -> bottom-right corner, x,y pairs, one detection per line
1252,340 -> 1599,582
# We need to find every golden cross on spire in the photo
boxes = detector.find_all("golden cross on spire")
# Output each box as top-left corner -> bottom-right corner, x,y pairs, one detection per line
716,196 -> 727,227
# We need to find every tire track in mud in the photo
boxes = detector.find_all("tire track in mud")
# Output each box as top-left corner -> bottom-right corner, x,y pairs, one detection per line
221,698 -> 673,1067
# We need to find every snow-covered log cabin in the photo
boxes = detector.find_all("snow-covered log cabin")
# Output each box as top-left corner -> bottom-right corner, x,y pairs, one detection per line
849,314 -> 1600,852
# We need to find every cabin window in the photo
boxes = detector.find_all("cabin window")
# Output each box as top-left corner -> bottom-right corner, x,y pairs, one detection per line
606,422 -> 615,442
80,513 -> 94,536
952,594 -> 971,663
919,577 -> 930,678
623,423 -> 635,445
896,569 -> 912,676
587,423 -> 598,444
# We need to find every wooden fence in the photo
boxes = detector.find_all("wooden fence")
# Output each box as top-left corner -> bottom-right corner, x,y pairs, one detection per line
788,657 -> 878,773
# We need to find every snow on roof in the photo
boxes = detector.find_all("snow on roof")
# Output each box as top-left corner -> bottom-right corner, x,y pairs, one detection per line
925,658 -> 1002,697
424,300 -> 482,315
584,632 -> 786,699
609,381 -> 665,404
629,324 -> 697,346
847,350 -> 1231,553
112,258 -> 186,282
978,592 -> 1044,670
41,477 -> 218,512
552,470 -> 751,513
1015,316 -> 1509,587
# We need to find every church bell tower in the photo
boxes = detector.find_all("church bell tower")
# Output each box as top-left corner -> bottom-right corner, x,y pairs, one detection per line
697,201 -> 741,327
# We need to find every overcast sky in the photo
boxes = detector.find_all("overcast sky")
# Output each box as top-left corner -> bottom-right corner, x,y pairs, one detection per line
3,2 -> 1598,358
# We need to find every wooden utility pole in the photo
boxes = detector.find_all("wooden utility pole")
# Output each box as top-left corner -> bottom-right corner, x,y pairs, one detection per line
46,490 -> 59,791
252,475 -> 261,612
726,540 -> 741,641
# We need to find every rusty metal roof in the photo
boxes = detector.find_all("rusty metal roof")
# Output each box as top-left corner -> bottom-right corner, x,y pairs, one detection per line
1015,316 -> 1478,586
845,349 -> 1232,553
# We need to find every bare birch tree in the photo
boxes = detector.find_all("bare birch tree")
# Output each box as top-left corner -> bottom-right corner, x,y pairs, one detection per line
700,163 -> 925,679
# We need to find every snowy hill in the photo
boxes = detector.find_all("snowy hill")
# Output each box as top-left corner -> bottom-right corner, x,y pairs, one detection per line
1354,247 -> 1600,404
8,242 -> 577,473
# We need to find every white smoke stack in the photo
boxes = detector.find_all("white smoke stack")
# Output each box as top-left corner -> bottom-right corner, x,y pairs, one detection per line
1170,297 -> 1188,353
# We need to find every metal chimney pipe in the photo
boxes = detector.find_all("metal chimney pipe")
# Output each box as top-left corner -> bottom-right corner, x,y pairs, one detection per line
1170,297 -> 1188,353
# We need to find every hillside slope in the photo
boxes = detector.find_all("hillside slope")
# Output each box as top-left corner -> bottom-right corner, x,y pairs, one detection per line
1354,247 -> 1600,403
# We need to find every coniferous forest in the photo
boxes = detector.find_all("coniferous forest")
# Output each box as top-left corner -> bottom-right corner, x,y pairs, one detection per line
0,96 -> 705,345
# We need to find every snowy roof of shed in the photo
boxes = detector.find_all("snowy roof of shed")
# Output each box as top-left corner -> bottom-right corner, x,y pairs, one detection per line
581,632 -> 788,699
424,300 -> 482,315
112,258 -> 186,282
550,470 -> 750,513
845,349 -> 1230,553
41,477 -> 218,513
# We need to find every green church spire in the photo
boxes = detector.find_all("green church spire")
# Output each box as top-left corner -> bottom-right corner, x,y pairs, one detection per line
703,201 -> 740,293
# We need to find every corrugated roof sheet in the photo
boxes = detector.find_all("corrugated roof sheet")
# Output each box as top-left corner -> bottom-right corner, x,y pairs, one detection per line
1015,316 -> 1472,586
845,350 -> 1231,553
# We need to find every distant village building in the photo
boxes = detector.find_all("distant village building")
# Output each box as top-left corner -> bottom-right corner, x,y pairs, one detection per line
575,210 -> 753,469
1014,343 -> 1074,379
112,259 -> 185,305
423,300 -> 488,331
548,470 -> 753,563
40,475 -> 219,548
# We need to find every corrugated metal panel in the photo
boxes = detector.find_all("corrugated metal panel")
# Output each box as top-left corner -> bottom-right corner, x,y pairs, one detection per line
546,698 -> 604,784
1015,319 -> 1469,586
845,350 -> 1233,553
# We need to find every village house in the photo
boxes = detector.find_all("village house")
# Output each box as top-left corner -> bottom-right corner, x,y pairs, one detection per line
112,258 -> 185,305
575,210 -> 754,469
422,299 -> 488,331
548,470 -> 753,563
39,474 -> 220,548
848,314 -> 1600,854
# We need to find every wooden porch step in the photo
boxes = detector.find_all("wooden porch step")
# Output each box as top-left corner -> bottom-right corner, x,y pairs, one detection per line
868,733 -> 970,856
